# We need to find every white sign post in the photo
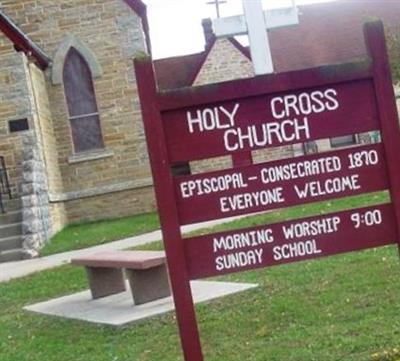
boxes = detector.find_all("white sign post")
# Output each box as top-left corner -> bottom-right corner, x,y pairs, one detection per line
212,0 -> 299,75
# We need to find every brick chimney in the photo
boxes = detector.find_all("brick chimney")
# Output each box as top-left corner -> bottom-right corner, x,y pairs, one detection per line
202,18 -> 216,48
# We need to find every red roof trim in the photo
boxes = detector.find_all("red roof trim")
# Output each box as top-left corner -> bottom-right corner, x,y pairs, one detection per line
0,10 -> 51,70
123,0 -> 152,55
188,37 -> 217,86
228,37 -> 250,60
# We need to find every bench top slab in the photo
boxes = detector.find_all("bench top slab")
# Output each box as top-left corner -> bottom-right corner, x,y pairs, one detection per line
71,250 -> 166,270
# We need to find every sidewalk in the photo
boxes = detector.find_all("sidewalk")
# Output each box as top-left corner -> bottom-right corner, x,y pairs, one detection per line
0,216 -> 243,283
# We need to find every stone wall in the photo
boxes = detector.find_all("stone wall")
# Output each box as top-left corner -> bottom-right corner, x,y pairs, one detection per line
21,134 -> 52,258
252,146 -> 295,164
28,63 -> 66,233
0,49 -> 65,255
0,0 -> 153,225
29,64 -> 64,196
0,51 -> 34,197
64,186 -> 156,223
193,39 -> 254,86
190,156 -> 233,174
0,28 -> 14,56
42,0 -> 150,196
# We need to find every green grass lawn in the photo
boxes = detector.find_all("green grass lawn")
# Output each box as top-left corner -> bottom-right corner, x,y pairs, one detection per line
2,191 -> 400,360
40,212 -> 160,256
186,191 -> 390,237
136,192 -> 390,252
42,191 -> 389,256
1,245 -> 400,361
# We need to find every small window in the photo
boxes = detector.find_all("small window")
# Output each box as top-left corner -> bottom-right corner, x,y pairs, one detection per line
9,118 -> 29,133
171,163 -> 191,176
330,135 -> 357,148
63,48 -> 103,153
303,141 -> 318,155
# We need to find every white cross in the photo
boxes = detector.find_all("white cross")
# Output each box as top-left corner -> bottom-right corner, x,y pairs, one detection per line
206,0 -> 227,18
212,0 -> 299,75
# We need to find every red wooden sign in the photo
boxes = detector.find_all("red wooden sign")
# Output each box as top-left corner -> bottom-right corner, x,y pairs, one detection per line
175,143 -> 389,224
185,203 -> 397,279
164,79 -> 378,162
134,21 -> 400,361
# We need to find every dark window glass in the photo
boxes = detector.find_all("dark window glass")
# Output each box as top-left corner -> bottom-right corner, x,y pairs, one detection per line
70,116 -> 103,153
330,135 -> 357,148
303,141 -> 318,155
171,163 -> 191,176
63,48 -> 103,153
8,118 -> 29,133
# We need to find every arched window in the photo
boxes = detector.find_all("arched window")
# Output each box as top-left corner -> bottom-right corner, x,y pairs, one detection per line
63,48 -> 103,153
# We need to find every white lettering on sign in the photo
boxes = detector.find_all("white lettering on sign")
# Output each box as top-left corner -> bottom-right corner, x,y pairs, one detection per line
270,89 -> 339,119
282,216 -> 340,239
220,187 -> 284,212
351,209 -> 383,228
215,248 -> 263,271
223,117 -> 310,151
208,206 -> 391,274
187,103 -> 240,133
260,156 -> 341,184
180,173 -> 247,198
185,88 -> 340,152
273,239 -> 322,261
294,174 -> 360,199
213,228 -> 274,252
348,150 -> 379,169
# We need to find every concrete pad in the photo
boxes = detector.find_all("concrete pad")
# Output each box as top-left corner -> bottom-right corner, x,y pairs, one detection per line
24,280 -> 257,327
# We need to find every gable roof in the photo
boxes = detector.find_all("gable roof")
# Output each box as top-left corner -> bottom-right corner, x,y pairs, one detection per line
0,10 -> 51,70
154,0 -> 400,90
154,37 -> 218,90
154,52 -> 206,90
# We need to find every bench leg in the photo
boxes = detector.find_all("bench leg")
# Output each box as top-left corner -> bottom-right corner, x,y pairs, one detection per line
126,265 -> 171,305
85,267 -> 126,299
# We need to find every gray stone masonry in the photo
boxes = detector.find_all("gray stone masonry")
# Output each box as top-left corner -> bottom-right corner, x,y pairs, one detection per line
21,133 -> 52,258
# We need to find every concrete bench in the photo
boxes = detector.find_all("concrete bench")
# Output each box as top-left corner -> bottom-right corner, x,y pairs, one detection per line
71,250 -> 171,305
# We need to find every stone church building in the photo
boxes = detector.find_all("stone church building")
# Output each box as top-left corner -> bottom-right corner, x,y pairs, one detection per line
0,0 -> 399,261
